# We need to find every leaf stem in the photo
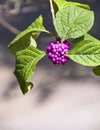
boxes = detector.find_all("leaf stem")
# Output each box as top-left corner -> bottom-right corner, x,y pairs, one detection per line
44,30 -> 57,38
49,0 -> 55,21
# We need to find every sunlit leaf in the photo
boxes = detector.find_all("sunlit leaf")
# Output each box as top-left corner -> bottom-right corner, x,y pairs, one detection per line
54,6 -> 94,41
53,0 -> 90,15
67,40 -> 100,66
8,15 -> 49,55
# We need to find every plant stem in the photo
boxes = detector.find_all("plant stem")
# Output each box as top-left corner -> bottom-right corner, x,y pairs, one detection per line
49,0 -> 55,21
49,0 -> 58,38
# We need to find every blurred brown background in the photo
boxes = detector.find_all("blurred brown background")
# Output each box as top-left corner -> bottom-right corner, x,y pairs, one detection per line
0,0 -> 100,130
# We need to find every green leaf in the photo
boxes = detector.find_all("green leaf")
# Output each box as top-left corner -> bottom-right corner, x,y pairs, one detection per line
52,0 -> 90,17
14,45 -> 46,94
72,34 -> 99,44
30,36 -> 37,48
52,0 -> 59,16
93,66 -> 100,76
67,40 -> 100,66
63,2 -> 90,10
54,6 -> 94,41
53,0 -> 67,10
84,34 -> 99,42
53,0 -> 90,10
8,15 -> 49,55
71,35 -> 85,44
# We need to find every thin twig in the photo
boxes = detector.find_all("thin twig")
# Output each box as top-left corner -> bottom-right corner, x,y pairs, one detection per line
0,17 -> 20,35
49,0 -> 55,21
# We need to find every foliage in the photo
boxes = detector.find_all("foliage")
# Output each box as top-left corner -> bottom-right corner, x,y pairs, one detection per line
8,0 -> 100,94
54,5 -> 94,41
14,46 -> 45,94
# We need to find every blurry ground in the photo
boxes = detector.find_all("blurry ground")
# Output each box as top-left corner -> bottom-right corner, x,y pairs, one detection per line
0,0 -> 100,130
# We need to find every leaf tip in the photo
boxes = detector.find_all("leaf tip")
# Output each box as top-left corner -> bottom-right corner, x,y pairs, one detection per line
19,82 -> 33,95
93,66 -> 100,76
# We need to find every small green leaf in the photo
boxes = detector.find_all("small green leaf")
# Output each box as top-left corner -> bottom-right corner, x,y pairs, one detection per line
52,0 -> 90,17
67,40 -> 100,66
93,66 -> 100,76
14,45 -> 46,94
63,2 -> 90,10
84,34 -> 99,42
71,35 -> 85,44
8,15 -> 49,55
30,36 -> 37,48
54,6 -> 94,41
53,0 -> 67,10
72,34 -> 99,44
52,0 -> 59,16
53,0 -> 90,10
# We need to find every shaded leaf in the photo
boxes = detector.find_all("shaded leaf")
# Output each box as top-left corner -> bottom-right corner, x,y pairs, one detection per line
93,66 -> 100,76
84,34 -> 99,42
53,0 -> 67,10
71,35 -> 85,44
52,0 -> 59,16
72,33 -> 99,44
14,45 -> 46,94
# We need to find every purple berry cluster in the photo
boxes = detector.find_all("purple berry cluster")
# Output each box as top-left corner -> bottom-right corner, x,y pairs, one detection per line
46,39 -> 70,66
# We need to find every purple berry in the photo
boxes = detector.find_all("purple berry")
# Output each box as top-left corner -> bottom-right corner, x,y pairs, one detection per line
46,38 -> 70,66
